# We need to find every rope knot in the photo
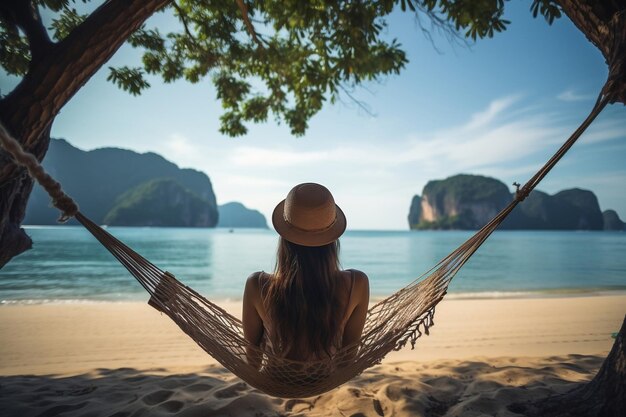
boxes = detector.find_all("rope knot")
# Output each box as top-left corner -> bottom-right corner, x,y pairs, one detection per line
0,122 -> 79,223
54,195 -> 79,223
513,182 -> 530,202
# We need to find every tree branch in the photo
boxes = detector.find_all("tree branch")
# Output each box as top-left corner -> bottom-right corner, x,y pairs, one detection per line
0,0 -> 171,154
171,1 -> 200,47
235,0 -> 265,50
0,0 -> 173,265
556,0 -> 616,60
338,84 -> 376,117
0,0 -> 52,62
556,1 -> 626,104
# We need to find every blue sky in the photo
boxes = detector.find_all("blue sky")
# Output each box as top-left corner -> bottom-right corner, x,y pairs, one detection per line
2,2 -> 625,229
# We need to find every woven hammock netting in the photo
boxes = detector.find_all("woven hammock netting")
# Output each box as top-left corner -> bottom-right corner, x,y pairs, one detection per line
1,24 -> 624,396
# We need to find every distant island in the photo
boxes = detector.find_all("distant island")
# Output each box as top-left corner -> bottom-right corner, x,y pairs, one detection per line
103,178 -> 216,227
408,174 -> 625,231
217,202 -> 268,228
24,139 -> 265,228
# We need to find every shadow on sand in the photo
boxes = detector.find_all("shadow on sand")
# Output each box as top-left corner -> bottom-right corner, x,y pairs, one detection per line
0,354 -> 603,417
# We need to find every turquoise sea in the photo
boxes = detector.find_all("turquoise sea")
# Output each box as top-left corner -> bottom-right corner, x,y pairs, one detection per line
1,227 -> 625,303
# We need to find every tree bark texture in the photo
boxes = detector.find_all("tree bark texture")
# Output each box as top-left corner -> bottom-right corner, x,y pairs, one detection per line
512,315 -> 626,417
530,5 -> 626,412
0,0 -> 170,267
557,0 -> 626,103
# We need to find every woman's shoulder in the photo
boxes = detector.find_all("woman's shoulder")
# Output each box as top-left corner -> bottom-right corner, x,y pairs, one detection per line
244,271 -> 268,311
345,268 -> 369,282
245,271 -> 264,294
344,269 -> 369,294
246,271 -> 274,294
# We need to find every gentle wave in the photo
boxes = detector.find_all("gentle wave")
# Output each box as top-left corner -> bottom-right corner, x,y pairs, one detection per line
443,288 -> 626,300
4,289 -> 626,306
0,298 -> 138,305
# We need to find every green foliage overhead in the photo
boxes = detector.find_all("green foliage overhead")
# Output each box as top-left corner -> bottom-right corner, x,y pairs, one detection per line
1,0 -> 563,135
0,22 -> 30,76
49,7 -> 87,40
106,66 -> 151,96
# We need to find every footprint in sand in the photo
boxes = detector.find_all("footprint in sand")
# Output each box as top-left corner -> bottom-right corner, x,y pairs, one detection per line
284,399 -> 313,413
123,375 -> 149,384
107,412 -> 131,417
384,384 -> 418,401
38,402 -> 88,417
141,389 -> 174,405
213,382 -> 249,398
58,385 -> 97,396
347,387 -> 362,398
372,398 -> 385,416
184,383 -> 214,393
159,379 -> 186,390
156,400 -> 184,413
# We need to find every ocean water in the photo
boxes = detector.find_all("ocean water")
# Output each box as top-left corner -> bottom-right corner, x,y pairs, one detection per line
1,226 -> 625,303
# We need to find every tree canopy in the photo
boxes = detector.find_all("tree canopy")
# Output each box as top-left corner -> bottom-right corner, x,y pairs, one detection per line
1,0 -> 562,137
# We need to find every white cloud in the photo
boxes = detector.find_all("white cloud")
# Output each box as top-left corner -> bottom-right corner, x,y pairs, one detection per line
221,175 -> 290,188
223,95 -> 563,181
580,118 -> 626,144
164,133 -> 196,157
230,146 -> 338,167
557,89 -> 595,102
464,95 -> 521,130
397,95 -> 567,172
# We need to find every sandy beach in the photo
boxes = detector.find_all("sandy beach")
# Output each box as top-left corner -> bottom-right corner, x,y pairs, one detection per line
1,294 -> 624,416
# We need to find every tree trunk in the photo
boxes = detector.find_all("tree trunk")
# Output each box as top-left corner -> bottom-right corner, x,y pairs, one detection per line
557,0 -> 626,104
535,5 -> 626,413
512,315 -> 626,417
567,314 -> 626,417
0,0 -> 170,267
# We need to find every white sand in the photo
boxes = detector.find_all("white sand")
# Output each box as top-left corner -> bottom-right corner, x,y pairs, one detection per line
0,295 -> 624,416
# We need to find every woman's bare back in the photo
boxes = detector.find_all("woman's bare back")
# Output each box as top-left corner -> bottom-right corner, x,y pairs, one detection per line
242,269 -> 369,362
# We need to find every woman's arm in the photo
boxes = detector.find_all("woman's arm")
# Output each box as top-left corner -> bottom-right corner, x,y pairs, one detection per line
342,271 -> 370,357
242,272 -> 264,370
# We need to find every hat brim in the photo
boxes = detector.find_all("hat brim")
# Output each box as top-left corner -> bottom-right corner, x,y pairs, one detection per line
272,200 -> 346,247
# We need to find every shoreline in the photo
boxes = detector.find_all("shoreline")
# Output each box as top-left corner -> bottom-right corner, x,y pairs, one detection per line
3,287 -> 626,305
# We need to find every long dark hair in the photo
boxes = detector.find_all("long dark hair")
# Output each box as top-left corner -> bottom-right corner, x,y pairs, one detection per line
262,237 -> 342,359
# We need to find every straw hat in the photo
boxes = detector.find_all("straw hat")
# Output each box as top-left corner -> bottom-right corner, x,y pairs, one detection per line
272,183 -> 346,247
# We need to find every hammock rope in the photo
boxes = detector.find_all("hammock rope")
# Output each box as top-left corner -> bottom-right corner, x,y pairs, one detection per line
0,78 -> 615,397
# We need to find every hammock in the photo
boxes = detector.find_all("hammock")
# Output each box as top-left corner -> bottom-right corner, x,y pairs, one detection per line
0,70 -> 621,397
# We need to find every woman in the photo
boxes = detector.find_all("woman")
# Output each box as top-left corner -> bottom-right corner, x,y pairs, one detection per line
242,183 -> 369,368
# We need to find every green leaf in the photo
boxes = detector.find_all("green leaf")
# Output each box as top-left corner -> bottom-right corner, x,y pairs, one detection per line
49,7 -> 88,41
106,66 -> 150,96
0,21 -> 30,76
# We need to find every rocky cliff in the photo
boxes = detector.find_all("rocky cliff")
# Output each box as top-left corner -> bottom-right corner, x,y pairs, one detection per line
217,202 -> 268,228
103,179 -> 217,227
409,174 -> 512,229
409,174 -> 620,231
603,210 -> 626,231
24,139 -> 218,226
